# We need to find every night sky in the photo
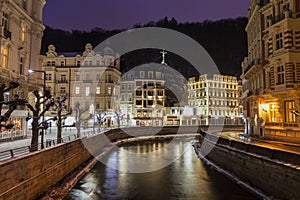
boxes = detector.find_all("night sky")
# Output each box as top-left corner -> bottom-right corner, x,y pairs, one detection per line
43,0 -> 249,31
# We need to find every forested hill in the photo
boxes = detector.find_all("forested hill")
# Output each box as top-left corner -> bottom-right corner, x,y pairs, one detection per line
42,17 -> 248,77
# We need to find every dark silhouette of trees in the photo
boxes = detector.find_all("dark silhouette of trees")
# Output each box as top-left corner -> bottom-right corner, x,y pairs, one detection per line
41,17 -> 248,77
52,96 -> 72,144
26,89 -> 54,151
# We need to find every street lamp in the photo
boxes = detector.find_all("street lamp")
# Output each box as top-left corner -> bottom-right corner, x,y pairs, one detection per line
28,69 -> 46,149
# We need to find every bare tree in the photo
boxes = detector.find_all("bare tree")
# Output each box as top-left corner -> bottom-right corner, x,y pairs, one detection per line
52,96 -> 72,144
96,110 -> 106,132
74,102 -> 91,137
26,89 -> 54,151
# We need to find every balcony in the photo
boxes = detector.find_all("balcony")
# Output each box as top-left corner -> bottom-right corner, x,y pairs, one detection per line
83,79 -> 93,83
56,80 -> 68,84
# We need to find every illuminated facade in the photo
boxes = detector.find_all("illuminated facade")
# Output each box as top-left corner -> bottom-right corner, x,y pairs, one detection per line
241,0 -> 300,138
41,44 -> 121,122
188,74 -> 241,125
0,0 -> 46,139
120,64 -> 166,126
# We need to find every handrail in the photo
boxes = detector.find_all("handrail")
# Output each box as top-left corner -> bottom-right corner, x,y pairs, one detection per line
0,129 -> 98,162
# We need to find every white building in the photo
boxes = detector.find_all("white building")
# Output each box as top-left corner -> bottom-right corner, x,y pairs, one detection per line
188,74 -> 242,125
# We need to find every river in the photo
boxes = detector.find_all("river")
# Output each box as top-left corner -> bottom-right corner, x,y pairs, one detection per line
64,138 -> 255,200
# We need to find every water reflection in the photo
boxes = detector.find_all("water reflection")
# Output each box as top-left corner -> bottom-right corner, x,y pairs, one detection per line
65,138 -> 255,200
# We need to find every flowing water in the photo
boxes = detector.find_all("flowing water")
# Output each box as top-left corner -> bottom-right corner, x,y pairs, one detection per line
65,138 -> 255,200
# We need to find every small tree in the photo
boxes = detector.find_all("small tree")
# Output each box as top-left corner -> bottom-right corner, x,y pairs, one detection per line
0,81 -> 24,130
96,110 -> 106,132
52,96 -> 72,144
74,102 -> 91,137
26,89 -> 54,151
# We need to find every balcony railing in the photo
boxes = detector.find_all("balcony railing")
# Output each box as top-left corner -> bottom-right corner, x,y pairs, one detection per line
244,58 -> 263,75
83,79 -> 93,83
56,80 -> 68,84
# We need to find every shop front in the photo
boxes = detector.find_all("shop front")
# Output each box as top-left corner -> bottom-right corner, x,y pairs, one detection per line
0,109 -> 29,141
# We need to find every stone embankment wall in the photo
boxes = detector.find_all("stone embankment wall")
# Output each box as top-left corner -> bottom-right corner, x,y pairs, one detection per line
0,125 -> 241,199
197,132 -> 300,199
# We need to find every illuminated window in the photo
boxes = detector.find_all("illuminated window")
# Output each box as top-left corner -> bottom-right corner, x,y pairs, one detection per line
1,47 -> 9,68
75,87 -> 80,94
21,24 -> 26,42
285,101 -> 296,122
86,87 -> 90,96
96,87 -> 100,94
108,87 -> 111,95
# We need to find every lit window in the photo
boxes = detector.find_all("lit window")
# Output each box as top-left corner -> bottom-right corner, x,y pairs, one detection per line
86,87 -> 90,96
75,87 -> 80,94
108,87 -> 111,95
1,47 -> 8,68
285,101 -> 296,122
21,24 -> 26,42
96,87 -> 100,94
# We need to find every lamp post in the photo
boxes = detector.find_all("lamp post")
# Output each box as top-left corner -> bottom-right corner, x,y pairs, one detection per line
28,69 -> 46,149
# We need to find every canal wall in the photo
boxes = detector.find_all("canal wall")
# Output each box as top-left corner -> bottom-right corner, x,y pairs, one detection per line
0,133 -> 109,200
0,125 -> 242,199
197,132 -> 300,199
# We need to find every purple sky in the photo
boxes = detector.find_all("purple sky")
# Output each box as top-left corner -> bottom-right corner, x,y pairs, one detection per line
43,0 -> 249,31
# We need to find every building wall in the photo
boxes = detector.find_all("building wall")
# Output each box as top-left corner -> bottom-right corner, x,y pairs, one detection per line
0,0 -> 46,137
242,0 -> 300,136
42,44 -> 121,115
120,66 -> 166,126
188,74 -> 241,124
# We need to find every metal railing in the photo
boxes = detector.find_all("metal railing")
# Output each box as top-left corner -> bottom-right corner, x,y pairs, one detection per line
0,129 -> 97,162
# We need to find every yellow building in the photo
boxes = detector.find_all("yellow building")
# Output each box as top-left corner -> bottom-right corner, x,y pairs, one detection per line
241,0 -> 300,140
41,44 -> 121,123
0,0 -> 46,139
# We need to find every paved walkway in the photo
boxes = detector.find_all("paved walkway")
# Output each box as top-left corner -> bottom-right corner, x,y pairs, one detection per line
221,131 -> 300,154
0,128 -> 93,152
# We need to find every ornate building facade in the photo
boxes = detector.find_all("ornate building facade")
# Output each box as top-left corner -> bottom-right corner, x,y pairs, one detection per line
0,0 -> 46,139
188,74 -> 241,125
42,44 -> 121,122
241,0 -> 300,139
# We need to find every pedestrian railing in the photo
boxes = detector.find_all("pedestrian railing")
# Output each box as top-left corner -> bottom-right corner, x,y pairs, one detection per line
0,129 -> 98,162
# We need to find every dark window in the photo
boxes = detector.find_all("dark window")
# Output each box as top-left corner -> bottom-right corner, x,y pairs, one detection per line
136,90 -> 142,96
276,33 -> 283,49
277,66 -> 285,85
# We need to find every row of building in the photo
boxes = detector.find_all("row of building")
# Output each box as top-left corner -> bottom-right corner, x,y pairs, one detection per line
41,44 -> 243,128
1,0 -> 300,142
